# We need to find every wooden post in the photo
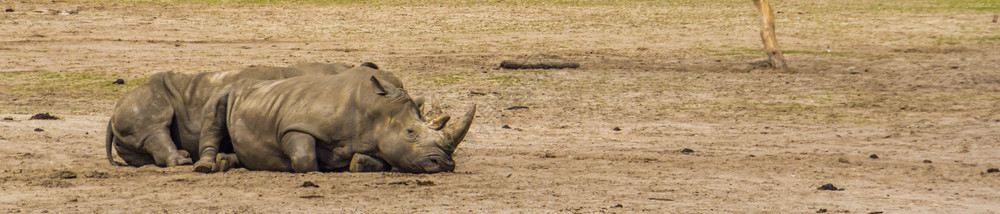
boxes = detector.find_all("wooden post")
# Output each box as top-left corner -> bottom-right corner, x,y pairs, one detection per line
752,0 -> 790,72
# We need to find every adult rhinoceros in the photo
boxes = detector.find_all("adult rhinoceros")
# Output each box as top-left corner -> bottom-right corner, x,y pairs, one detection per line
193,66 -> 475,173
106,62 -> 373,167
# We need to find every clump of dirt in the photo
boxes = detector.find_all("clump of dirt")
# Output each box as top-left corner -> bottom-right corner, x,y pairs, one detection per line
34,180 -> 74,188
415,180 -> 437,186
505,106 -> 529,110
53,170 -> 77,179
29,113 -> 59,120
680,148 -> 695,154
12,152 -> 37,159
83,171 -> 109,178
299,181 -> 319,188
499,60 -> 579,70
540,150 -> 557,158
387,180 -> 438,186
817,183 -> 844,191
838,157 -> 851,164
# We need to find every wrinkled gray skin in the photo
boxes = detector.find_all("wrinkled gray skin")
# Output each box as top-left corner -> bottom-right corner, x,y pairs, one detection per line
107,62 -> 361,167
194,66 -> 475,173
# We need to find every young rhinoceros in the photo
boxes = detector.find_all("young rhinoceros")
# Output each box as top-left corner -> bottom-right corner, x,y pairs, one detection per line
193,66 -> 475,173
106,62 -> 366,167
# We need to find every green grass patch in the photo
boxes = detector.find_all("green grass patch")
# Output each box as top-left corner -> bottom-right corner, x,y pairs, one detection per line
926,35 -> 1000,45
974,35 -> 1000,44
73,0 -> 367,6
418,69 -> 551,87
0,71 -> 145,101
713,47 -> 758,56
866,0 -> 1000,13
928,0 -> 1000,12
783,50 -> 890,60
69,0 -> 737,7
485,74 -> 523,87
417,72 -> 470,86
934,36 -> 964,45
783,50 -> 851,57
715,48 -> 884,60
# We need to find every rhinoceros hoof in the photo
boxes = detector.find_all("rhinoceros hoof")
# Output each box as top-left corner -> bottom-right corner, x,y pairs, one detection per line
216,158 -> 231,172
193,159 -> 216,173
349,153 -> 390,172
176,158 -> 193,166
216,153 -> 239,172
166,155 -> 193,167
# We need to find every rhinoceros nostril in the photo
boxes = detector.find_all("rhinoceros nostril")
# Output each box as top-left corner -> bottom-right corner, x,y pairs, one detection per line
427,155 -> 455,171
429,157 -> 442,166
416,155 -> 455,173
428,155 -> 449,164
416,157 -> 437,170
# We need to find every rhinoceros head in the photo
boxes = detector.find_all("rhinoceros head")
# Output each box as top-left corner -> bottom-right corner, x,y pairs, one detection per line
364,72 -> 475,173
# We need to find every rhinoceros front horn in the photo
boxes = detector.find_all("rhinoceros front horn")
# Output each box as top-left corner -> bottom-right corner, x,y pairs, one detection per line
442,105 -> 476,155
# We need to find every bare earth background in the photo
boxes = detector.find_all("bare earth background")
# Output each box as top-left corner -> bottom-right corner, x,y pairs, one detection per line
2,0 -> 1000,212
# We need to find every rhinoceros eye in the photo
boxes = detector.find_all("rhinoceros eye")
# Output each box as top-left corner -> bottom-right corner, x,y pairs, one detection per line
405,129 -> 419,141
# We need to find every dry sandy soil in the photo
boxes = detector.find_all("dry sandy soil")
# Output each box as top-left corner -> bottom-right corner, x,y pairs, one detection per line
2,0 -> 1000,212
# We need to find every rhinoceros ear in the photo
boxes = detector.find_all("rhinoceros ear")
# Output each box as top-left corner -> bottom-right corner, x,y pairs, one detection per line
428,114 -> 450,131
360,62 -> 379,69
413,97 -> 425,109
370,76 -> 388,96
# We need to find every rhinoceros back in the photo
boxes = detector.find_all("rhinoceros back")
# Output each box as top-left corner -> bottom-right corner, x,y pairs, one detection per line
107,63 -> 353,166
223,67 -> 388,171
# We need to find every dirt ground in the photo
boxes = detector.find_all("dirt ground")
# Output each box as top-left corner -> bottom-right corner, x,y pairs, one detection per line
2,0 -> 1000,212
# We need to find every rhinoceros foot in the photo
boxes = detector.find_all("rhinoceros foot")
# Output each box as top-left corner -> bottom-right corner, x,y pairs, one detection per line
349,153 -> 390,173
193,153 -> 239,173
166,153 -> 193,167
193,158 -> 215,173
216,153 -> 240,172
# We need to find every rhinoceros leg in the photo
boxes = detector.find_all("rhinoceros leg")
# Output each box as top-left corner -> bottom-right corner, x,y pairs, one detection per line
112,131 -> 191,167
144,131 -> 193,167
349,153 -> 390,172
282,131 -> 318,173
110,74 -> 194,167
195,91 -> 230,173
110,112 -> 192,167
114,139 -> 156,167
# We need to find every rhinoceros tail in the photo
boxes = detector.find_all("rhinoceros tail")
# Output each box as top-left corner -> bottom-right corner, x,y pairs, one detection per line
106,120 -> 125,166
